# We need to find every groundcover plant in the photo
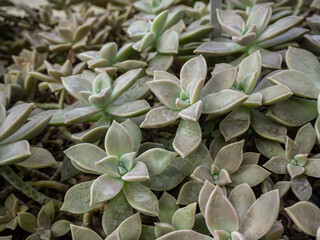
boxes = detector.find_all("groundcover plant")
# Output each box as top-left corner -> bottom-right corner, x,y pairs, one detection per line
1,0 -> 320,239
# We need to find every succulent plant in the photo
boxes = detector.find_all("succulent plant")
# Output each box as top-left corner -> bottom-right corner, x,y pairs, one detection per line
184,1 -> 210,22
199,184 -> 280,240
159,184 -> 280,240
5,49 -> 47,96
77,42 -> 147,76
155,192 -> 197,238
301,15 -> 320,55
38,13 -> 95,52
195,4 -> 307,69
192,140 -> 269,189
0,102 -> 59,208
0,102 -> 54,166
285,201 -> 320,238
258,123 -> 320,200
0,194 -> 28,232
127,10 -> 183,54
61,120 -> 177,217
142,55 -> 249,157
18,201 -> 71,240
70,213 -> 142,240
35,68 -> 151,142
30,59 -> 86,92
265,47 -> 319,128
177,140 -> 270,205
207,51 -> 290,143
1,1 -> 320,239
261,177 -> 291,198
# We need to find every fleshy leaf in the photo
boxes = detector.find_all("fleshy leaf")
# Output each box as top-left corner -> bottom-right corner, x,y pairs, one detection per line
61,181 -> 96,214
217,9 -> 244,36
152,11 -> 168,36
202,68 -> 236,96
305,159 -> 320,177
110,68 -> 142,102
37,201 -> 54,229
286,46 -> 320,82
157,230 -> 213,240
61,76 -> 91,101
255,138 -> 284,158
148,80 -> 181,109
285,201 -> 320,237
178,100 -> 203,122
17,212 -> 37,233
173,120 -> 201,158
70,225 -> 102,240
239,190 -> 279,240
0,140 -> 31,165
229,183 -> 256,223
51,220 -> 71,238
250,108 -> 286,143
237,51 -> 261,94
285,137 -> 300,161
102,191 -> 133,235
291,175 -> 312,201
172,203 -> 197,230
159,192 -> 178,224
219,106 -> 250,141
295,123 -> 316,154
198,180 -> 216,216
246,4 -> 271,33
157,31 -> 179,54
268,70 -> 320,99
202,90 -> 248,116
140,106 -> 179,128
136,148 -> 177,176
16,147 -> 56,169
109,213 -> 142,240
155,223 -> 175,238
105,121 -> 133,158
266,97 -> 318,127
123,182 -> 159,216
242,152 -> 260,165
0,115 -> 51,145
263,156 -> 287,174
0,103 -> 34,142
145,165 -> 186,191
107,100 -> 150,118
96,156 -> 121,178
121,161 -> 149,182
64,143 -> 106,174
259,85 -> 293,105
194,39 -> 245,56
180,55 -> 207,92
90,175 -> 123,206
205,186 -> 239,234
176,181 -> 203,205
214,140 -> 244,173
229,165 -> 270,187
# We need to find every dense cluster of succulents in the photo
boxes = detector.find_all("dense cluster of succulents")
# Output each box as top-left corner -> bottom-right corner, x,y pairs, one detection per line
1,0 -> 320,239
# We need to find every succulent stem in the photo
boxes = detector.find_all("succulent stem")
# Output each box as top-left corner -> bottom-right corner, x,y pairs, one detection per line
210,0 -> 222,39
59,90 -> 66,109
294,0 -> 304,15
27,180 -> 69,192
35,103 -> 60,109
0,165 -> 62,208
